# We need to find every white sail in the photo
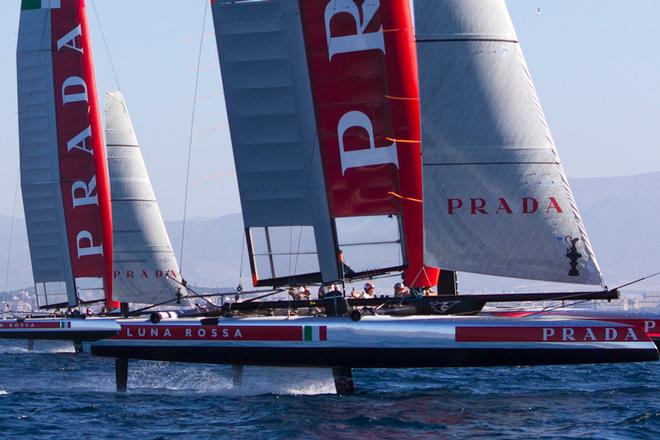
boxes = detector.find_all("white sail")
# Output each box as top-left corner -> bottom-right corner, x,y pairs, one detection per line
105,91 -> 185,305
414,0 -> 602,285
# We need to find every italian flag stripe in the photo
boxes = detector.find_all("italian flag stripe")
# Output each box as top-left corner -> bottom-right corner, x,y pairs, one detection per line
59,321 -> 70,329
303,326 -> 327,342
21,0 -> 61,10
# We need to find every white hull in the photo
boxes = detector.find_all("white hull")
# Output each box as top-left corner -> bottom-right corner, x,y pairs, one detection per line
90,315 -> 659,367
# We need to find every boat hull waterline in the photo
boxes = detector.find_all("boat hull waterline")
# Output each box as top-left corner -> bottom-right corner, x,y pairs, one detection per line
90,316 -> 659,367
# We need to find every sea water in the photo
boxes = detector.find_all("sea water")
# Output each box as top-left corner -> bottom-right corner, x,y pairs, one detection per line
0,340 -> 658,439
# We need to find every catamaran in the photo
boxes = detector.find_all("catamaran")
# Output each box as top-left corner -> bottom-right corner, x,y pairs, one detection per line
2,0 -> 119,344
0,1 -> 184,346
89,0 -> 659,394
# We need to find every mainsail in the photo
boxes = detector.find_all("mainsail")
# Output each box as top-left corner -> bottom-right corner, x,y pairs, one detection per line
211,0 -> 411,286
17,0 -> 114,307
414,0 -> 602,285
105,91 -> 185,306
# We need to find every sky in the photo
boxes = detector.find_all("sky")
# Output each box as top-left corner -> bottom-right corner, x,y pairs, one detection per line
0,0 -> 658,221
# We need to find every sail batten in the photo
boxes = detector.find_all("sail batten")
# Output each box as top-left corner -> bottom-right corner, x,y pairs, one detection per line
415,0 -> 602,286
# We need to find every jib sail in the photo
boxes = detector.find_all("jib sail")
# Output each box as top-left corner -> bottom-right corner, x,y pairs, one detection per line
414,0 -> 602,285
105,91 -> 186,306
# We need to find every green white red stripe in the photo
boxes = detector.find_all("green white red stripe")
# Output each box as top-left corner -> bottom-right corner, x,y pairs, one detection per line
303,325 -> 327,342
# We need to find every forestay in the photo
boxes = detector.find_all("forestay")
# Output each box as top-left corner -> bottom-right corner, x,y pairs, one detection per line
414,0 -> 602,285
105,91 -> 186,306
17,0 -> 114,307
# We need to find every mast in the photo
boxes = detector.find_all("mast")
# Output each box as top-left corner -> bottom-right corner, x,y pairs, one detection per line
17,0 -> 114,308
380,0 -> 440,289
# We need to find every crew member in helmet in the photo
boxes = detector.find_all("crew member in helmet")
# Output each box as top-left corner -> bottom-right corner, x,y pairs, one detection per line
393,282 -> 410,297
362,281 -> 375,299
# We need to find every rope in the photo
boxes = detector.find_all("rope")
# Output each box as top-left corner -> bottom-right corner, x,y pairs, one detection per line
388,191 -> 423,203
612,271 -> 660,290
179,0 -> 209,272
516,299 -> 591,318
385,95 -> 419,101
90,0 -> 121,91
384,137 -> 420,144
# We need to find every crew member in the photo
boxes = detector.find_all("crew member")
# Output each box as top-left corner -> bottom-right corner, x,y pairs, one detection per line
393,282 -> 410,297
362,282 -> 376,299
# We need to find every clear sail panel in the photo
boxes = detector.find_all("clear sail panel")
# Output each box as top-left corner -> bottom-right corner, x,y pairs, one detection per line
335,215 -> 405,276
75,277 -> 105,303
248,226 -> 321,283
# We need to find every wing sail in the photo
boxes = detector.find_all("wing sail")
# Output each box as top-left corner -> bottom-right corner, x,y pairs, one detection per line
17,0 -> 114,307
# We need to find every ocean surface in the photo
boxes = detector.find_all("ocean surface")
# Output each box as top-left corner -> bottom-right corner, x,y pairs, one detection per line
0,340 -> 658,440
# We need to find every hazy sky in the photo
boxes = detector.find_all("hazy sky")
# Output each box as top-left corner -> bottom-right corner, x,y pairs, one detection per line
0,0 -> 658,221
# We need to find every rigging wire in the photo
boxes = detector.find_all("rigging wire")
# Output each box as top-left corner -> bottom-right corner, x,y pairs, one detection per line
612,271 -> 660,290
3,175 -> 20,304
179,0 -> 210,272
293,132 -> 322,277
90,0 -> 122,91
238,231 -> 246,289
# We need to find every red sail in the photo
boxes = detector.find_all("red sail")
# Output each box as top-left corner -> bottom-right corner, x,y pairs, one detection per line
299,0 -> 401,217
380,0 -> 438,288
50,0 -> 114,307
299,0 -> 437,285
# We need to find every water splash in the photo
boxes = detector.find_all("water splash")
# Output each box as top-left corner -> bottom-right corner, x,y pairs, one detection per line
0,340 -> 75,354
126,362 -> 336,396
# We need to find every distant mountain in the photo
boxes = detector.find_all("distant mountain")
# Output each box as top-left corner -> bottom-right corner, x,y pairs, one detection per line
1,172 -> 659,293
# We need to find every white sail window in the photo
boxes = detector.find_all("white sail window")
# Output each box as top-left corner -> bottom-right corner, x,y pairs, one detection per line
335,215 -> 405,275
35,282 -> 68,309
75,277 -> 105,303
249,226 -> 320,281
